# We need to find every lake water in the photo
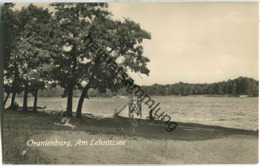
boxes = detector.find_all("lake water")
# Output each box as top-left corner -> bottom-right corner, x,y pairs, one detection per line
12,96 -> 258,131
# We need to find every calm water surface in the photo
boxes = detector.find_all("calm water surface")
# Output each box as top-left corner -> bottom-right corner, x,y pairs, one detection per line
13,96 -> 258,130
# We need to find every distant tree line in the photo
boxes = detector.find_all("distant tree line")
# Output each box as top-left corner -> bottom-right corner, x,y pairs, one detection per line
141,77 -> 258,97
18,76 -> 257,97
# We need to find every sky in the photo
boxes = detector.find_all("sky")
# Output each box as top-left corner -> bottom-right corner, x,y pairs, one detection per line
14,3 -> 259,85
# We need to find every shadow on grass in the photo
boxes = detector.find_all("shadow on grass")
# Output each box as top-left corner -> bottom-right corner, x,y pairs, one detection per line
3,112 -> 51,164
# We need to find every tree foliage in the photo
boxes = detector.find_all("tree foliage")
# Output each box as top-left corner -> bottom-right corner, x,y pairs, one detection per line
4,3 -> 151,118
4,4 -> 52,111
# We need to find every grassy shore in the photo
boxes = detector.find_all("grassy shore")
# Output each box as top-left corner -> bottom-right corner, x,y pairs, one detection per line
2,109 -> 258,164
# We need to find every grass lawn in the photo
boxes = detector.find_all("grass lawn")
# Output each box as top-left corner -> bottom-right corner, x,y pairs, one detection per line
2,109 -> 258,164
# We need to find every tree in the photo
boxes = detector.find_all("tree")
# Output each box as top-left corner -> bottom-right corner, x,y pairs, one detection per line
29,68 -> 49,112
4,3 -> 23,109
76,9 -> 152,118
75,17 -> 151,118
48,3 -> 110,117
16,4 -> 52,112
49,3 -> 151,118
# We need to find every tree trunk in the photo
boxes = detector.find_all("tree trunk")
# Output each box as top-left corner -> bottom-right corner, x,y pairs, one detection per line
22,81 -> 28,112
149,110 -> 154,121
9,62 -> 19,109
66,86 -> 73,117
76,82 -> 92,119
3,92 -> 10,109
33,87 -> 38,112
76,86 -> 90,119
8,92 -> 16,109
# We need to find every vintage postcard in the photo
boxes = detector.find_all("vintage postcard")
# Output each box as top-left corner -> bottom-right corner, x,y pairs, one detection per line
2,2 -> 258,164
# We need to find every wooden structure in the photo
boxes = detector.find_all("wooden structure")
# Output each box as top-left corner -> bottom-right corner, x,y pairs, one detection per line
114,94 -> 142,118
128,95 -> 142,118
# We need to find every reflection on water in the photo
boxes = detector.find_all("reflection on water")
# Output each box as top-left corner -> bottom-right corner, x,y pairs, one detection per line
12,96 -> 258,131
